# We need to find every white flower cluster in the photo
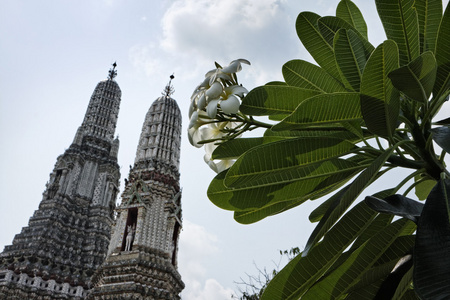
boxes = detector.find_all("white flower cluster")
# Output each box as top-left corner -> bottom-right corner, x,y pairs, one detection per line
188,59 -> 250,173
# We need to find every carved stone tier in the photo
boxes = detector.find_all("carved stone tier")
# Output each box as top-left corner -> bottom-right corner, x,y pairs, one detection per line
0,69 -> 122,299
89,93 -> 184,299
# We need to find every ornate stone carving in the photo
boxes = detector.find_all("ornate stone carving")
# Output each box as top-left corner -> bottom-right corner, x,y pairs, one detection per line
0,66 -> 122,299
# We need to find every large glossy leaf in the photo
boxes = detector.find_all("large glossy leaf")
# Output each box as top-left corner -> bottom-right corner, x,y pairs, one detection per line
212,138 -> 264,160
273,92 -> 362,131
309,193 -> 341,223
374,255 -> 413,300
414,174 -> 437,200
348,260 -> 398,294
282,60 -> 347,92
296,12 -> 341,79
414,178 -> 450,299
430,126 -> 450,153
415,0 -> 443,53
263,127 -> 362,143
301,219 -> 415,300
303,147 -> 396,256
234,198 -> 306,224
208,164 -> 359,213
236,168 -> 359,224
376,0 -> 420,66
336,0 -> 368,39
318,16 -> 374,55
224,137 -> 357,188
209,170 -> 308,212
376,235 -> 416,266
392,266 -> 415,299
334,29 -> 368,91
388,51 -> 437,103
240,85 -> 321,116
365,194 -> 424,223
360,40 -> 400,138
261,201 -> 378,300
350,212 -> 393,251
433,3 -> 450,100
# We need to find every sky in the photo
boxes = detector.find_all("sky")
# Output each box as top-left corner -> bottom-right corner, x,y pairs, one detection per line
0,0 -> 448,299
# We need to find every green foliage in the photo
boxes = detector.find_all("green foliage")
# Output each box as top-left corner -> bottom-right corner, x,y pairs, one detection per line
189,0 -> 450,298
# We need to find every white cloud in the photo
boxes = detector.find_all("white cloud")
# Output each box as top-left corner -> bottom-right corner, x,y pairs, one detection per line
182,278 -> 235,300
129,0 -> 301,88
178,220 -> 235,299
178,220 -> 219,278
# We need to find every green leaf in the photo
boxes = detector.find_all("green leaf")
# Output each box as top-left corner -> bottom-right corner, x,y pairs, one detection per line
350,212 -> 393,251
336,0 -> 368,38
234,199 -> 305,224
388,51 -> 437,103
263,127 -> 362,143
414,178 -> 450,299
296,12 -> 341,79
433,1 -> 450,99
261,201 -> 378,300
334,29 -> 368,91
208,170 -> 308,212
212,138 -> 264,160
360,40 -> 400,138
273,92 -> 362,131
309,195 -> 336,223
318,16 -> 374,55
434,4 -> 450,100
392,266 -> 415,300
376,0 -> 420,66
240,85 -> 321,117
430,126 -> 450,153
348,260 -> 398,292
303,146 -> 396,256
376,235 -> 416,266
301,219 -> 414,300
415,0 -> 443,53
282,59 -> 347,92
414,174 -> 437,200
208,165 -> 359,224
365,194 -> 424,223
224,137 -> 356,188
374,255 -> 413,300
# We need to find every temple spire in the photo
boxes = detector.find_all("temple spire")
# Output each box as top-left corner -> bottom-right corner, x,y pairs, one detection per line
162,73 -> 175,97
108,62 -> 117,80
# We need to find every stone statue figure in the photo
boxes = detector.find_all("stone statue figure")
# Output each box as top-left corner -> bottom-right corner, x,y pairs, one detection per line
125,224 -> 136,251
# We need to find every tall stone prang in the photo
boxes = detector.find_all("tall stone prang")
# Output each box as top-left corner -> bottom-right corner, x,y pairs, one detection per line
89,76 -> 184,299
0,64 -> 122,299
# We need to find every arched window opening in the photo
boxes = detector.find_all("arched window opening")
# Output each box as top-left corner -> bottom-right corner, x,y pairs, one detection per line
121,207 -> 138,251
171,222 -> 181,266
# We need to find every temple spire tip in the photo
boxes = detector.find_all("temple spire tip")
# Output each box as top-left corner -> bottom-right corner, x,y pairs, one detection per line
108,62 -> 118,80
162,73 -> 175,97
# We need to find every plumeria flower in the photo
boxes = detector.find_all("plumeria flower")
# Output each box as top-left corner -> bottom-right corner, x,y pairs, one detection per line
204,143 -> 236,173
188,59 -> 250,171
190,59 -> 250,121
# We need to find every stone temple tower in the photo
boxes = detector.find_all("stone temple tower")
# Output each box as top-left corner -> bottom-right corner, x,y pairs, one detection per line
0,64 -> 122,299
88,76 -> 184,299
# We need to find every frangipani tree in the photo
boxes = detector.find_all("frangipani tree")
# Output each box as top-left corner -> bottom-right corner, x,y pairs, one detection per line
188,0 -> 450,299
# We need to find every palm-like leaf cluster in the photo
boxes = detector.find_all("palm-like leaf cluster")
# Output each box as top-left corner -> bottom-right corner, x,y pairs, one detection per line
199,0 -> 450,298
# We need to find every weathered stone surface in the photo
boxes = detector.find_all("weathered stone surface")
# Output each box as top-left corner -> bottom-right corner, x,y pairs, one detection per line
0,68 -> 122,299
0,72 -> 184,300
89,92 -> 184,299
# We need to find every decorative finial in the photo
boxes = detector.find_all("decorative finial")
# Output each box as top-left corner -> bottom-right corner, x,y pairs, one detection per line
108,62 -> 118,80
162,73 -> 175,97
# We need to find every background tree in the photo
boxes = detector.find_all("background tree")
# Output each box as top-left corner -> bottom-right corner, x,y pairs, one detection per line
188,0 -> 450,298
